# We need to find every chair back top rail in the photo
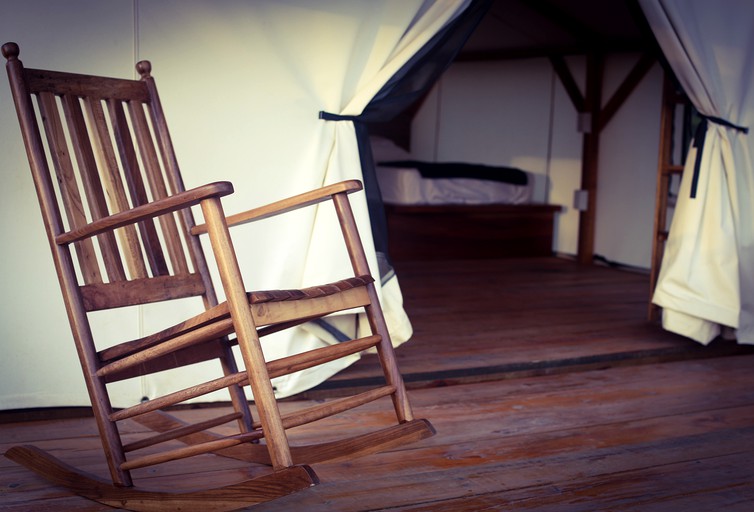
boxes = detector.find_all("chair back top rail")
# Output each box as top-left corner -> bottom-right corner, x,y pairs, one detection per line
24,67 -> 149,100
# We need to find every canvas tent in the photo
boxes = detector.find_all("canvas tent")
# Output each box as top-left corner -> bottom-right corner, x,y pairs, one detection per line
0,0 -> 478,408
1,0 -> 751,412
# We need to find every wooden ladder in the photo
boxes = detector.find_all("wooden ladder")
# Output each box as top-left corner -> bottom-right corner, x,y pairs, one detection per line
648,72 -> 691,321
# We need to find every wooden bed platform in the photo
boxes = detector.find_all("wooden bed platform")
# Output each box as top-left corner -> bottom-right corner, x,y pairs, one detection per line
384,203 -> 562,260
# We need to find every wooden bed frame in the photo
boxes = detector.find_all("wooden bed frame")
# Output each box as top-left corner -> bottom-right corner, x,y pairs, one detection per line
384,203 -> 561,261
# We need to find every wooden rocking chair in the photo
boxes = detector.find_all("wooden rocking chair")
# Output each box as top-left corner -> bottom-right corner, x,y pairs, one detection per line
2,42 -> 434,510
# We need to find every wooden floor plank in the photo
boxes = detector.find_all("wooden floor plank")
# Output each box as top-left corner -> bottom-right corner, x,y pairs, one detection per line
393,452 -> 754,512
309,259 -> 751,397
250,356 -> 754,511
6,355 -> 754,511
3,259 -> 754,511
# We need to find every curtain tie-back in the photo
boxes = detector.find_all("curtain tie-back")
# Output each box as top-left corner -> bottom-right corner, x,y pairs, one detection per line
689,115 -> 749,199
319,111 -> 361,122
701,114 -> 749,134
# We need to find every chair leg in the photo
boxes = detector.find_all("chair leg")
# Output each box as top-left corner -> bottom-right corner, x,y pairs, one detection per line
216,340 -> 256,433
331,192 -> 414,423
54,245 -> 135,486
363,283 -> 414,423
200,197 -> 293,469
86,382 -> 133,487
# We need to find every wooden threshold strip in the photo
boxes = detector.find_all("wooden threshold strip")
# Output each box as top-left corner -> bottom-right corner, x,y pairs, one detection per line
305,342 -> 754,399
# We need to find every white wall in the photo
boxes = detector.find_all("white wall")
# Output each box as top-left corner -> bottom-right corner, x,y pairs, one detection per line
595,56 -> 663,268
0,0 -> 268,410
0,1 -> 313,410
411,54 -> 662,267
0,1 -> 304,410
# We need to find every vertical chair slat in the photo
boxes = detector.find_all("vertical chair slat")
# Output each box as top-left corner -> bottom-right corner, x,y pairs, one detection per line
37,92 -> 102,284
142,75 -> 186,198
61,94 -> 126,283
107,98 -> 168,277
141,70 -> 219,309
128,100 -> 189,275
83,97 -> 148,280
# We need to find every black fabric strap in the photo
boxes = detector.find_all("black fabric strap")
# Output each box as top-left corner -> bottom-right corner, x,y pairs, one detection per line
702,114 -> 749,134
689,115 -> 749,199
317,112 -> 390,266
318,111 -> 359,122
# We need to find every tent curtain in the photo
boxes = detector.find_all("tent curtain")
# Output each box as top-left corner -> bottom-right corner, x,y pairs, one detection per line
320,0 -> 490,260
639,0 -> 754,344
308,0 -> 489,355
359,0 -> 491,261
235,0 -> 475,398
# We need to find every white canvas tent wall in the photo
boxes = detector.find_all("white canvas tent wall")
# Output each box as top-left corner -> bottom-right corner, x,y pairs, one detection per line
0,0 -> 471,410
2,0 -> 729,413
640,0 -> 754,345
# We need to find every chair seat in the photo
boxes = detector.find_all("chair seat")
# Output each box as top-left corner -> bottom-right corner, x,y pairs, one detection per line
98,275 -> 374,367
248,275 -> 373,303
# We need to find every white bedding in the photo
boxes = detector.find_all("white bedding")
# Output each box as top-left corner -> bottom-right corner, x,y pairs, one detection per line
371,137 -> 533,206
376,164 -> 533,205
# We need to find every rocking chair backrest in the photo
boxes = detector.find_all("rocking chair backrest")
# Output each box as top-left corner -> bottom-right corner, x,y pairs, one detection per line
4,46 -> 217,315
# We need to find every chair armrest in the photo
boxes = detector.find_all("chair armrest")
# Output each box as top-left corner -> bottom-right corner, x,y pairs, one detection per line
55,181 -> 234,245
190,179 -> 363,235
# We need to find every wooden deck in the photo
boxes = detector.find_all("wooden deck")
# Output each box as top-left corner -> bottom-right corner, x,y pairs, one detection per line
307,257 -> 750,397
3,257 -> 754,511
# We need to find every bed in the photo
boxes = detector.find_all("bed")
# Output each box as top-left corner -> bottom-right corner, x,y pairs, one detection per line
372,137 -> 561,261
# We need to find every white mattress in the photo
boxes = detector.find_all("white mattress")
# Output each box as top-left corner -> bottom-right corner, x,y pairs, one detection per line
370,137 -> 533,206
376,164 -> 533,205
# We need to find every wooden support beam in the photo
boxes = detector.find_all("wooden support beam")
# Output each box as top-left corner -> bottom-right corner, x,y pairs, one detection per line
599,53 -> 656,131
577,53 -> 604,265
550,55 -> 585,113
555,51 -> 657,265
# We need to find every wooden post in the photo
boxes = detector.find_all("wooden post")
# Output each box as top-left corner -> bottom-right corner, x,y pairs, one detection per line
552,53 -> 654,266
577,53 -> 604,265
648,72 -> 686,321
200,197 -> 293,470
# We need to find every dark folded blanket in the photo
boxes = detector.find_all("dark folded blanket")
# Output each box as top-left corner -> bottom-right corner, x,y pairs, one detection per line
378,160 -> 528,186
